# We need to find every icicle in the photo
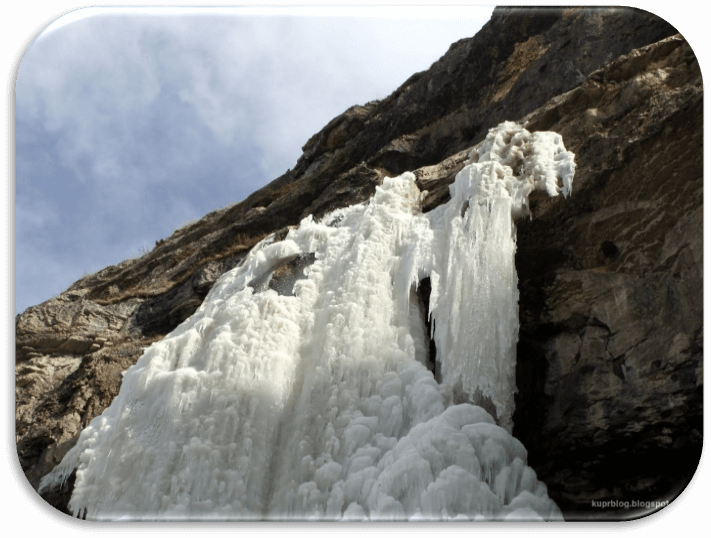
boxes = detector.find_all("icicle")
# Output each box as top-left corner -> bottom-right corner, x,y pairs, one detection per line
39,122 -> 573,521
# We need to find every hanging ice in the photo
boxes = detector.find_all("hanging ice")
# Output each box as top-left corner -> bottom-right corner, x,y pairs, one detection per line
40,122 -> 575,521
425,122 -> 575,430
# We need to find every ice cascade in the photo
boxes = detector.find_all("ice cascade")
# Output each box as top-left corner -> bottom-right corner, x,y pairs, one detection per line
40,122 -> 575,521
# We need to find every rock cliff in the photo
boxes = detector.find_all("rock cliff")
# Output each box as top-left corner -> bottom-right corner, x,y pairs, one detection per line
16,6 -> 701,520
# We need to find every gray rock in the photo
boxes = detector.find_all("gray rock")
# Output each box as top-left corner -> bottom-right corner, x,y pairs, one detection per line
17,7 -> 699,520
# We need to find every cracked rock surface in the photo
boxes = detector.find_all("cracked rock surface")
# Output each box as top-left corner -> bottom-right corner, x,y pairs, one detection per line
15,7 -> 700,519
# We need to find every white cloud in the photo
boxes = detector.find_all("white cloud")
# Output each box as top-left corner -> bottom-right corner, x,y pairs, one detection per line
14,6 -> 495,313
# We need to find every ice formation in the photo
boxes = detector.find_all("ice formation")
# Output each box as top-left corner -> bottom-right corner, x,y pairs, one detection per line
40,122 -> 575,521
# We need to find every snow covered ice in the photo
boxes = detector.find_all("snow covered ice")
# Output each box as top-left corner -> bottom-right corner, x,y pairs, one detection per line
40,122 -> 575,521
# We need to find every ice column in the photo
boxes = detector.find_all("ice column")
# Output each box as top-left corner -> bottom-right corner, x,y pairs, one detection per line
427,121 -> 576,431
39,122 -> 574,521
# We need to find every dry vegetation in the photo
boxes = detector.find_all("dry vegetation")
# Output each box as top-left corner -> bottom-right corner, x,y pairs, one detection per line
87,229 -> 269,306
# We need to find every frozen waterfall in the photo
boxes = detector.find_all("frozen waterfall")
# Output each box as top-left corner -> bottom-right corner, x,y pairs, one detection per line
40,122 -> 575,521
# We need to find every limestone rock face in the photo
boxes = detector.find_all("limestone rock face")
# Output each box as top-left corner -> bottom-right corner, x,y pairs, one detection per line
16,7 -> 700,519
512,34 -> 703,518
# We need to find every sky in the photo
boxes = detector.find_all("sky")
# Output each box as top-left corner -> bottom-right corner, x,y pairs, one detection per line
13,5 -> 495,315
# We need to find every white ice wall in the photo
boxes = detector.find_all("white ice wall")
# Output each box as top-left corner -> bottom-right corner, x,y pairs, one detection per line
40,122 -> 574,521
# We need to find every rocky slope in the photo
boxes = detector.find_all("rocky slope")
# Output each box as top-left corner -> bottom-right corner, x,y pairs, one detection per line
16,7 -> 701,520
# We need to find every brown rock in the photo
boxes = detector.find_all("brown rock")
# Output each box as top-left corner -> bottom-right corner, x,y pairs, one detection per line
17,7 -> 699,520
511,34 -> 702,518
